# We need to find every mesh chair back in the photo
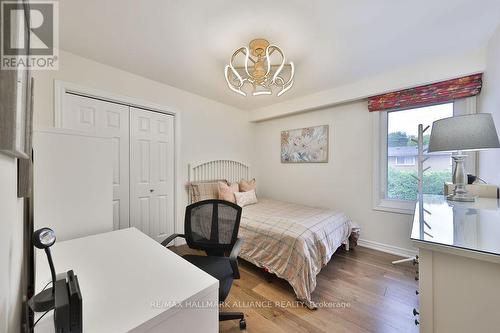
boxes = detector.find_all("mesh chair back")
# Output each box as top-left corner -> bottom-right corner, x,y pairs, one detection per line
185,200 -> 242,254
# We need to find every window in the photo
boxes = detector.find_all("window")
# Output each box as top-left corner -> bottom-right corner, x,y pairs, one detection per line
372,98 -> 477,214
394,156 -> 416,166
387,104 -> 453,201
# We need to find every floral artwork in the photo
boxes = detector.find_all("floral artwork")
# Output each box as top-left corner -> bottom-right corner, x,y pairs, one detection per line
281,125 -> 329,163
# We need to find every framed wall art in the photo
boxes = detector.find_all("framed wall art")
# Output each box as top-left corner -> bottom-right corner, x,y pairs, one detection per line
281,125 -> 329,163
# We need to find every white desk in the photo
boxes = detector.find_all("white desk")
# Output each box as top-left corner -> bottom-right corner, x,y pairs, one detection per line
35,228 -> 219,332
411,195 -> 500,333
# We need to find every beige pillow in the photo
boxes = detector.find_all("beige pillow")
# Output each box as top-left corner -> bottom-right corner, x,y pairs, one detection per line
239,178 -> 256,192
218,181 -> 239,203
189,180 -> 226,203
234,189 -> 258,207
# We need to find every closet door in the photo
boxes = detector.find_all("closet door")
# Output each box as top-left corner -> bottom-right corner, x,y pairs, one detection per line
62,94 -> 130,230
129,107 -> 175,242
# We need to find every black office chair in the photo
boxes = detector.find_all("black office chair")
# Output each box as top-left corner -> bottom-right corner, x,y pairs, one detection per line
162,199 -> 246,330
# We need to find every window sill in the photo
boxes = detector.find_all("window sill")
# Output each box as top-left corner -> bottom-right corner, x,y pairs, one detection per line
372,200 -> 416,215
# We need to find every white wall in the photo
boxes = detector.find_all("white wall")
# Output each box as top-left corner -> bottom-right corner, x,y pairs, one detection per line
479,24 -> 500,185
0,155 -> 24,333
253,101 -> 415,253
31,50 -> 253,240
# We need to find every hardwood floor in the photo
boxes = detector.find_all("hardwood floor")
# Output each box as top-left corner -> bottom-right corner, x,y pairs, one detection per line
171,245 -> 419,333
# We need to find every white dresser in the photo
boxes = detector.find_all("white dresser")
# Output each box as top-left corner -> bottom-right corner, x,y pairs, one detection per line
34,228 -> 219,332
411,195 -> 500,333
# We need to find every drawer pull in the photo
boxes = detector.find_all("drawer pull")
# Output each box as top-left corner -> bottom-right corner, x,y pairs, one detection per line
413,308 -> 419,316
415,319 -> 420,326
415,290 -> 419,295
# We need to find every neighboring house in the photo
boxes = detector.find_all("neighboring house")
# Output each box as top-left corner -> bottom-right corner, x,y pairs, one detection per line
388,146 -> 451,171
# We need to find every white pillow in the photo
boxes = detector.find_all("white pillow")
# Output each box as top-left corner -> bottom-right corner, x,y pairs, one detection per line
234,189 -> 258,207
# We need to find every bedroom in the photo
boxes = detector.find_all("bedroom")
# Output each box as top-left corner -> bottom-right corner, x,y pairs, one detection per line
1,0 -> 500,332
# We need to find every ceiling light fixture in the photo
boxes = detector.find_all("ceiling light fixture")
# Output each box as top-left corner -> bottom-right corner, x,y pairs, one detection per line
224,38 -> 295,97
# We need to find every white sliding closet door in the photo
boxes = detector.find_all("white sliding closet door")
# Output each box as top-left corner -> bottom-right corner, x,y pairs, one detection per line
62,94 -> 130,231
129,107 -> 175,242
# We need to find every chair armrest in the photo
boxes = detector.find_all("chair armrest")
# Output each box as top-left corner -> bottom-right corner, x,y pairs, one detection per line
229,238 -> 244,279
161,234 -> 185,247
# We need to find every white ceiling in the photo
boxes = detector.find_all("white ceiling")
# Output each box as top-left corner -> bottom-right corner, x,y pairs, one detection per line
59,0 -> 500,110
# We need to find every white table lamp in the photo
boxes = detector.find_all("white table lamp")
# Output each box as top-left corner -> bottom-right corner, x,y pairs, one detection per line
428,113 -> 500,202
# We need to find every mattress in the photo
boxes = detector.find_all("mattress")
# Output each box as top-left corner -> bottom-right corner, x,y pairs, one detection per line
238,198 -> 359,309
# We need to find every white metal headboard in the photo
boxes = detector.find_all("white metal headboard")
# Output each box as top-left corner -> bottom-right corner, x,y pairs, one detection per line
188,160 -> 250,184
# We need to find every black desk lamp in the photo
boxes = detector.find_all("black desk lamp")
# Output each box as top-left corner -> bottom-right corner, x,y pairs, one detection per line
29,228 -> 57,312
29,227 -> 83,332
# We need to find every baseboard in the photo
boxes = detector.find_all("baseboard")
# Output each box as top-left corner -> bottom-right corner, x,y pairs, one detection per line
357,238 -> 418,258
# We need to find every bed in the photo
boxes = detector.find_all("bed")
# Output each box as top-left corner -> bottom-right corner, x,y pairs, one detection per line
187,160 -> 360,309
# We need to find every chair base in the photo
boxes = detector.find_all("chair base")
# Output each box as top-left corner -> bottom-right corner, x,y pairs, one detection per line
220,311 -> 246,330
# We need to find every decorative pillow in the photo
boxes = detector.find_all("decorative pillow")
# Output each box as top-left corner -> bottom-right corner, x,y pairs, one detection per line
218,181 -> 239,203
239,178 -> 256,192
189,180 -> 227,203
234,189 -> 258,207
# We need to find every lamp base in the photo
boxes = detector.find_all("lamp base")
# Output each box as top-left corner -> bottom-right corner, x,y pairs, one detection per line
446,193 -> 477,202
28,288 -> 54,312
448,153 -> 476,202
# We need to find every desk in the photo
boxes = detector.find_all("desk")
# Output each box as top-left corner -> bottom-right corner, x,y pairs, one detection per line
411,195 -> 500,333
35,228 -> 219,332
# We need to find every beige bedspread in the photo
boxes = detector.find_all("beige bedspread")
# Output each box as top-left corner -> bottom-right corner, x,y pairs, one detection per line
238,198 -> 359,309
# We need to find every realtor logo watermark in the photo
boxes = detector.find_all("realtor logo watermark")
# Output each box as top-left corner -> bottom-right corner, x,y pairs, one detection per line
1,0 -> 58,70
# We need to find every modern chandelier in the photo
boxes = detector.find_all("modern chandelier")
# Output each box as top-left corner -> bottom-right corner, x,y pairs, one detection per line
224,38 -> 295,97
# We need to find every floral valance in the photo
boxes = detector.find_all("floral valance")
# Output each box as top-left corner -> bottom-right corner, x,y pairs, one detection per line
368,74 -> 483,112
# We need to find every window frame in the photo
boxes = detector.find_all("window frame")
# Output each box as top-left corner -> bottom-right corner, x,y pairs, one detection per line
372,97 -> 477,215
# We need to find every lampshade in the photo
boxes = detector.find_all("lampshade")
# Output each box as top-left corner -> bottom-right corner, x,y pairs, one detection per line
428,113 -> 500,153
